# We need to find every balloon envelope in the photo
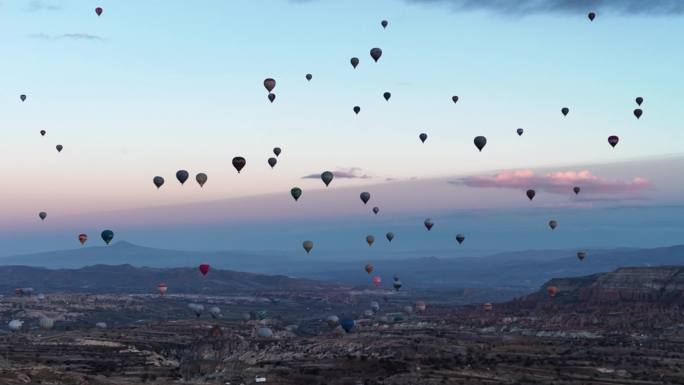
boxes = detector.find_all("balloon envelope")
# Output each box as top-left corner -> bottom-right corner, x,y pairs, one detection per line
372,207 -> 379,215
39,212 -> 47,221
353,106 -> 361,114
95,7 -> 103,16
78,233 -> 87,245
268,157 -> 277,168
268,93 -> 276,103
196,173 -> 208,187
101,230 -> 114,245
153,176 -> 165,189
452,96 -> 459,104
340,319 -> 356,333
366,235 -> 375,246
303,240 -> 313,253
306,73 -> 312,81
635,97 -> 643,106
273,147 -> 282,157
351,57 -> 359,68
549,220 -> 558,230
386,232 -> 395,242
561,107 -> 569,116
517,128 -> 524,136
424,218 -> 434,231
372,275 -> 382,286
365,264 -> 374,274
577,251 -> 587,261
456,234 -> 465,244
381,20 -> 388,28
263,78 -> 276,92
321,171 -> 334,187
360,192 -> 371,205
634,109 -> 643,119
232,157 -> 246,173
176,170 -> 189,185
199,264 -> 210,276
588,12 -> 595,21
383,92 -> 391,101
40,130 -> 46,136
526,189 -> 536,201
56,145 -> 63,153
608,135 -> 619,148
370,48 -> 382,62
290,187 -> 302,201
573,186 -> 581,195
474,136 -> 487,152
419,133 -> 428,143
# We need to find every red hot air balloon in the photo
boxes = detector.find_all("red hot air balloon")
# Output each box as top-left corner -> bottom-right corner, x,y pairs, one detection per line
78,234 -> 88,245
95,7 -> 103,16
547,286 -> 558,297
199,264 -> 210,276
372,276 -> 382,287
157,283 -> 168,295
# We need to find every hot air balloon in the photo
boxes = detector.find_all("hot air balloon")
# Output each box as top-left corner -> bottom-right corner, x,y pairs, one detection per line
370,48 -> 382,62
549,220 -> 558,230
39,317 -> 54,330
383,92 -> 391,101
340,319 -> 356,333
452,96 -> 459,104
360,192 -> 371,205
78,233 -> 87,245
188,303 -> 204,318
573,186 -> 581,195
268,93 -> 276,103
608,135 -> 619,148
381,20 -> 388,29
415,301 -> 426,313
306,73 -> 312,81
209,306 -> 221,319
199,264 -> 210,276
232,157 -> 246,173
386,232 -> 394,242
372,275 -> 382,286
56,145 -> 63,153
365,264 -> 374,274
291,187 -> 302,201
635,97 -> 643,106
153,176 -> 165,189
547,286 -> 558,297
419,133 -> 428,143
8,320 -> 23,331
176,170 -> 189,185
393,280 -> 402,291
587,11 -> 596,21
483,303 -> 493,312
353,106 -> 361,115
40,130 -> 46,136
303,240 -> 313,253
403,305 -> 414,314
95,322 -> 107,329
38,212 -> 47,221
371,301 -> 380,312
257,327 -> 273,338
634,109 -> 643,119
526,189 -> 536,201
321,171 -> 333,187
157,283 -> 168,296
517,128 -> 524,136
561,107 -> 569,116
196,173 -> 207,187
326,315 -> 340,328
268,157 -> 277,169
101,230 -> 114,245
20,94 -> 27,102
273,147 -> 282,157
577,251 -> 587,261
372,207 -> 379,215
350,57 -> 359,69
474,136 -> 487,152
456,234 -> 465,244
424,218 -> 434,231
263,78 -> 276,92
366,235 -> 375,246
95,7 -> 103,16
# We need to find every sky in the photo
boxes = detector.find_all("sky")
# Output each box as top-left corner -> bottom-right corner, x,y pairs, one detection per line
1,0 -> 683,257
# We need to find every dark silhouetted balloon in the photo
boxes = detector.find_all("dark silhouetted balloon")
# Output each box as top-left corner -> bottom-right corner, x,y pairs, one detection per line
232,157 -> 246,173
587,12 -> 595,21
474,136 -> 487,152
549,220 -> 558,230
353,106 -> 361,115
561,107 -> 569,116
424,218 -> 434,231
573,186 -> 581,195
634,109 -> 643,119
366,235 -> 375,246
608,135 -> 619,148
386,232 -> 394,242
526,189 -> 536,201
381,20 -> 388,29
393,280 -> 402,291
370,48 -> 382,62
263,78 -> 276,92
153,176 -> 165,189
303,240 -> 313,253
273,147 -> 282,157
577,251 -> 587,261
268,157 -> 277,169
306,73 -> 312,81
517,128 -> 524,136
365,264 -> 373,274
101,230 -> 114,245
547,286 -> 558,297
351,57 -> 359,69
360,192 -> 371,205
199,264 -> 210,276
635,97 -> 643,106
39,212 -> 47,221
321,171 -> 334,187
268,93 -> 276,103
372,206 -> 379,215
20,94 -> 27,102
196,173 -> 207,187
452,96 -> 459,104
291,187 -> 302,201
78,233 -> 87,245
383,92 -> 391,101
95,7 -> 103,16
455,234 -> 465,245
56,145 -> 63,153
176,170 -> 189,185
340,319 -> 356,333
40,130 -> 46,136
419,133 -> 428,143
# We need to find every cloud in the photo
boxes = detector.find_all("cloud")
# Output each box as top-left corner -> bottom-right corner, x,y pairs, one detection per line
302,167 -> 372,180
29,33 -> 104,41
456,169 -> 650,195
402,0 -> 684,15
27,0 -> 61,11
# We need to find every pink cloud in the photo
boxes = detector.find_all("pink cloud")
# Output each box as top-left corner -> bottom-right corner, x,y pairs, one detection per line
458,169 -> 651,195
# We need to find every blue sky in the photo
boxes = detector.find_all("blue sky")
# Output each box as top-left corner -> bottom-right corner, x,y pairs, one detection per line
1,0 -> 683,256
